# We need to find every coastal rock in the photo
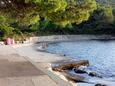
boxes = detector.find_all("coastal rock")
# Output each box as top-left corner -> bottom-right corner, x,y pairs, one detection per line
74,65 -> 88,74
78,66 -> 88,70
88,72 -> 102,78
63,71 -> 85,82
52,60 -> 89,72
89,72 -> 97,77
95,83 -> 107,86
74,68 -> 87,74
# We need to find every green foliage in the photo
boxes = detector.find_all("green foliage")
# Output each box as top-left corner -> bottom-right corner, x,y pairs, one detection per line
30,23 -> 39,31
70,4 -> 115,35
38,4 -> 115,35
18,14 -> 40,26
0,25 -> 14,38
0,0 -> 115,38
0,0 -> 97,27
37,0 -> 67,13
45,0 -> 97,26
97,4 -> 114,23
0,16 -> 6,25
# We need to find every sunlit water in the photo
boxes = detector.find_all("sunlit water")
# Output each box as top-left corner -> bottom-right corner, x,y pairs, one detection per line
46,40 -> 115,86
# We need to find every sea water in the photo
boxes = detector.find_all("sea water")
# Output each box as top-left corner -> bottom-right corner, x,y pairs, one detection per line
46,40 -> 115,86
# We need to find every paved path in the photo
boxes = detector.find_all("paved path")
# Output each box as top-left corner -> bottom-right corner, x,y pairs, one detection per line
0,46 -> 58,86
0,45 -> 74,86
14,44 -> 74,86
14,44 -> 68,62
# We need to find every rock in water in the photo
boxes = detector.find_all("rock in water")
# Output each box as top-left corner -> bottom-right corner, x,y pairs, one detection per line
78,66 -> 88,70
88,72 -> 102,78
89,72 -> 97,77
74,69 -> 87,74
95,83 -> 107,86
52,60 -> 89,72
63,71 -> 85,82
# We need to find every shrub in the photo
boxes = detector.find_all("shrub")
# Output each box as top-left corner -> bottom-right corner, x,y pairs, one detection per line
0,25 -> 14,38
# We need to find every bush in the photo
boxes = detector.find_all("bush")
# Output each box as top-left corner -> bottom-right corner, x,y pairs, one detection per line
0,25 -> 14,39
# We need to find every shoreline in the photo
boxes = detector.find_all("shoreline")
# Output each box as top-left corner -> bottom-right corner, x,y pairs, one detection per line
31,35 -> 115,43
3,35 -> 115,86
12,43 -> 76,86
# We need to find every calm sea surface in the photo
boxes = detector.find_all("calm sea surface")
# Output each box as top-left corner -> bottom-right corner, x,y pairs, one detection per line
46,40 -> 115,86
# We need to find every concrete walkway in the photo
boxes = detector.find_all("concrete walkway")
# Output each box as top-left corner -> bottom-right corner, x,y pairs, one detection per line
0,46 -> 58,86
0,46 -> 74,86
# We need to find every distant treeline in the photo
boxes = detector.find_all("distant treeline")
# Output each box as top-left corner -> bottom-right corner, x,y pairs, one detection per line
37,4 -> 115,35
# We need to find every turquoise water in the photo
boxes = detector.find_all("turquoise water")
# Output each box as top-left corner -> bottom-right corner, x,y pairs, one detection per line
46,40 -> 115,86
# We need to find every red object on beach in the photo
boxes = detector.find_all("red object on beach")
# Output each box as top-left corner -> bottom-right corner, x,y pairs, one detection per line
6,38 -> 12,45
